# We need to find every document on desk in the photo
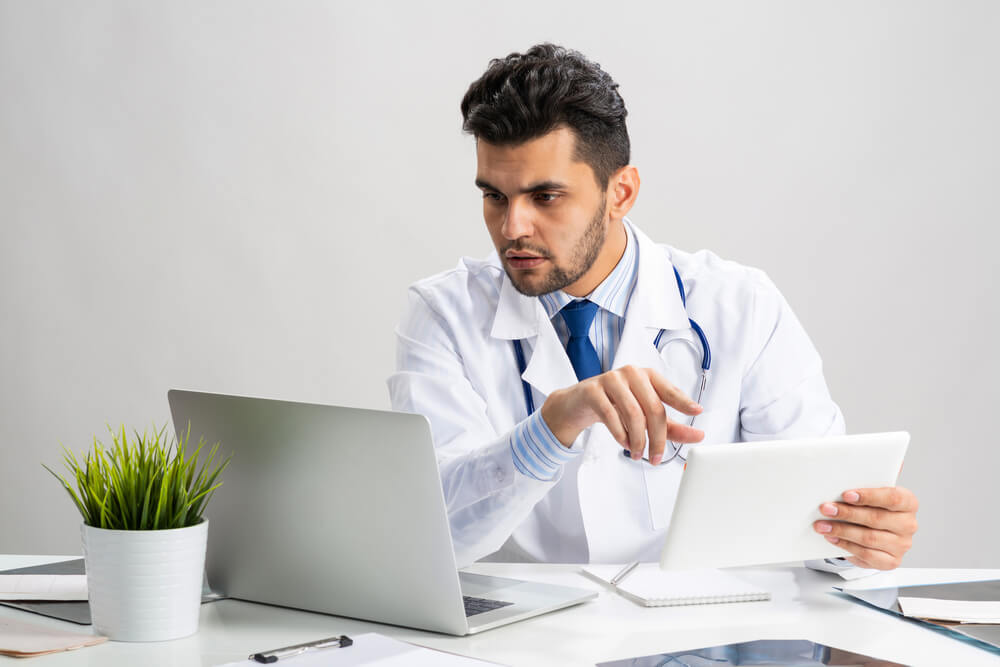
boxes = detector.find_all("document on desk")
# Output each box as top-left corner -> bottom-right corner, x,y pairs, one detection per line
0,574 -> 88,601
893,579 -> 1000,623
0,616 -> 106,657
898,597 -> 1000,623
217,632 -> 502,666
839,578 -> 1000,652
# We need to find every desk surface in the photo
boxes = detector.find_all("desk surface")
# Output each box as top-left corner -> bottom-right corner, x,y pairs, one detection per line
2,555 -> 999,667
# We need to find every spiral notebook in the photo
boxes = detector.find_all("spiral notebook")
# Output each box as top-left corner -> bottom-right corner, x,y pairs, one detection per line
582,564 -> 770,607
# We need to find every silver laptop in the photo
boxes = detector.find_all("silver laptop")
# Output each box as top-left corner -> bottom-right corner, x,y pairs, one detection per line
167,389 -> 596,635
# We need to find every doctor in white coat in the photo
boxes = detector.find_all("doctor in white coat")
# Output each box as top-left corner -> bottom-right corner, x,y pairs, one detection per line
388,44 -> 919,571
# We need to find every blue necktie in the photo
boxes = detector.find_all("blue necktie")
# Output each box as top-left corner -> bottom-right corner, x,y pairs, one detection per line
560,299 -> 602,381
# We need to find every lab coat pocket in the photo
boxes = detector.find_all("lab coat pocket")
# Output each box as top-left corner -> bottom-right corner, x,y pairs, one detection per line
642,407 -> 730,531
642,458 -> 684,532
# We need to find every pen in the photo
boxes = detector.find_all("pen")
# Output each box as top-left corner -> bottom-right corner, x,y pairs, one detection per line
610,561 -> 640,585
250,635 -> 353,663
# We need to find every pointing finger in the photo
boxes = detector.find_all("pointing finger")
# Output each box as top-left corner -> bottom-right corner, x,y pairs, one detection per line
588,383 -> 628,447
667,421 -> 704,444
647,369 -> 702,416
604,373 -> 648,459
622,365 -> 668,464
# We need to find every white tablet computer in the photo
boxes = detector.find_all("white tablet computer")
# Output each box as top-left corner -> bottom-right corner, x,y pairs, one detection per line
659,432 -> 909,570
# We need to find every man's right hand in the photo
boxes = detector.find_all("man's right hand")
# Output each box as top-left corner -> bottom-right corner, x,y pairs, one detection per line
540,365 -> 704,465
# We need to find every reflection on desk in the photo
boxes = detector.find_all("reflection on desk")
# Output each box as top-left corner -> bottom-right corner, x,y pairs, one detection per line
597,639 -> 906,666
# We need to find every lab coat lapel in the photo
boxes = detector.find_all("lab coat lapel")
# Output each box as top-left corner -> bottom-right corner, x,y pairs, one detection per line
611,223 -> 691,373
521,325 -> 578,400
611,312 -> 667,374
490,268 -> 577,401
578,223 -> 693,563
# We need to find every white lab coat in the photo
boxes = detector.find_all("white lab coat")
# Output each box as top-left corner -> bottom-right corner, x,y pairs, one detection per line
388,222 -> 845,568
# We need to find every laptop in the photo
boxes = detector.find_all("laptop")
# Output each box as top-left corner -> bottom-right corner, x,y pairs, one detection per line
167,389 -> 596,635
658,431 -> 909,570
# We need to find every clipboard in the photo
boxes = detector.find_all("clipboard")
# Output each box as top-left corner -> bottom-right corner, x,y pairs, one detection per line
219,632 -> 503,666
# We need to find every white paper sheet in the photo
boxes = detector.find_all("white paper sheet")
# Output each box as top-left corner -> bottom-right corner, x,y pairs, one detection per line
0,574 -> 88,600
898,596 -> 1000,623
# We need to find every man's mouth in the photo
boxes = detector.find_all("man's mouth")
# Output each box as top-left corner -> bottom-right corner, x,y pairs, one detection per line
505,251 -> 548,270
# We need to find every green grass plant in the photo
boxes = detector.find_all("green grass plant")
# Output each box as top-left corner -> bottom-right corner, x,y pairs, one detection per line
44,424 -> 231,531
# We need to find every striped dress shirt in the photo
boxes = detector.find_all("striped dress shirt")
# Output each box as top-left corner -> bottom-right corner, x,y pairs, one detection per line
510,223 -> 639,481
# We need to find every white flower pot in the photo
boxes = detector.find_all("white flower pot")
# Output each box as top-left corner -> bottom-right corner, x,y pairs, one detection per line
81,520 -> 208,642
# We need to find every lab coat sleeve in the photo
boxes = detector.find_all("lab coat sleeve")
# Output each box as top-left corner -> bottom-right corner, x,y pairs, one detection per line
805,557 -> 878,578
387,289 -> 565,567
738,271 -> 846,441
737,273 -> 864,576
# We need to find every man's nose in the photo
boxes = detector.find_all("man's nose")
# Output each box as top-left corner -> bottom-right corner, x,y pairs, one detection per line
501,198 -> 534,240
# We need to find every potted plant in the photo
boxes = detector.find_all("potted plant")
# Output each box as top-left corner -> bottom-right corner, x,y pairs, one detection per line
44,423 -> 230,642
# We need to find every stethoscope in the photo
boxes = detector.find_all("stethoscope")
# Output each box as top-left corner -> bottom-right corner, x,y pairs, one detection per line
512,266 -> 711,465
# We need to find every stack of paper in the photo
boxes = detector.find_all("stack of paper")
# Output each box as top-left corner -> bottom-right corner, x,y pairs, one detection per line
0,574 -> 88,601
886,579 -> 1000,624
898,597 -> 1000,624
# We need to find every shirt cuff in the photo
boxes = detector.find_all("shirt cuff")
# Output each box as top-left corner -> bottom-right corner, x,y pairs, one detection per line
805,557 -> 881,580
510,410 -> 581,481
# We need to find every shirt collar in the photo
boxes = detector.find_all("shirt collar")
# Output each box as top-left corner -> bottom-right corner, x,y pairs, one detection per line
538,222 -> 638,320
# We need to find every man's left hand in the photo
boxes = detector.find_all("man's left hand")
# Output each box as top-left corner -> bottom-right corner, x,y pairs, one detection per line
813,487 -> 919,570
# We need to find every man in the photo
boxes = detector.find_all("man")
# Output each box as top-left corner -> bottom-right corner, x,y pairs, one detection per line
388,44 -> 918,571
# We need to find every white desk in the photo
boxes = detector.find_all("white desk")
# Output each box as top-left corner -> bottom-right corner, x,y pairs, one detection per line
2,555 -> 998,666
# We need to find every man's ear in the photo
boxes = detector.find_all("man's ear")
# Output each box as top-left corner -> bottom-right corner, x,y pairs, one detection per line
607,165 -> 640,222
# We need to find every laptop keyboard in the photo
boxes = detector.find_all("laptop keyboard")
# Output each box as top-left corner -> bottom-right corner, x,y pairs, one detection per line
463,595 -> 514,617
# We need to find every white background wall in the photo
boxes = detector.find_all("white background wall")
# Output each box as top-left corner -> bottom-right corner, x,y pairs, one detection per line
1,1 -> 997,566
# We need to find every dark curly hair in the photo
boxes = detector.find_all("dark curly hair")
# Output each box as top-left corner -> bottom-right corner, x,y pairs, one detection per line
461,43 -> 630,188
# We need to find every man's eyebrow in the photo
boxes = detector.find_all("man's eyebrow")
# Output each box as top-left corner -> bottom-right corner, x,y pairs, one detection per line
474,179 -> 569,194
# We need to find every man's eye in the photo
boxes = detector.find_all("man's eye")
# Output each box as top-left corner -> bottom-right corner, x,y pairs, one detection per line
483,192 -> 504,202
535,193 -> 559,203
